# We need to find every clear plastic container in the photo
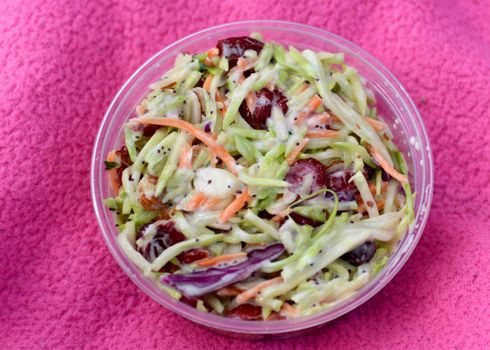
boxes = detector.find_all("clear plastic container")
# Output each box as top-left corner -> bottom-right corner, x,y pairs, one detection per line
91,20 -> 433,338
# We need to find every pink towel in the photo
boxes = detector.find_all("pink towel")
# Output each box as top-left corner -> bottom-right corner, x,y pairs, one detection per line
1,0 -> 488,349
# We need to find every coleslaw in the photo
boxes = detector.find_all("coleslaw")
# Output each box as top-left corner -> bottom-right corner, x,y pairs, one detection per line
103,34 -> 414,320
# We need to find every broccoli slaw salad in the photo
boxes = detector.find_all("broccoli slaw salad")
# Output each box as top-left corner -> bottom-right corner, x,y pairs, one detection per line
103,34 -> 414,321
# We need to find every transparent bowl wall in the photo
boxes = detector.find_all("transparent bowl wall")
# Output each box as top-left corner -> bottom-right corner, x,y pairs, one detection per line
91,20 -> 433,339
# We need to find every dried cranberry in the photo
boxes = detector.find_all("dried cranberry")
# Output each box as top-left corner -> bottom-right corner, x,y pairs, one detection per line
217,36 -> 264,68
141,124 -> 160,137
209,227 -> 232,234
180,296 -> 197,308
238,101 -> 252,122
136,223 -> 150,241
243,68 -> 255,78
273,89 -> 288,114
362,166 -> 376,180
115,146 -> 131,167
341,241 -> 377,266
162,222 -> 186,245
160,262 -> 179,273
203,122 -> 212,133
178,248 -> 210,264
196,76 -> 205,88
253,88 -> 274,128
275,216 -> 287,227
381,170 -> 391,181
239,88 -> 273,130
228,304 -> 262,320
114,146 -> 132,184
138,238 -> 163,263
289,212 -> 322,227
239,88 -> 289,130
258,210 -> 274,220
326,166 -> 358,201
137,221 -> 186,262
137,175 -> 164,211
285,159 -> 328,195
259,210 -> 286,226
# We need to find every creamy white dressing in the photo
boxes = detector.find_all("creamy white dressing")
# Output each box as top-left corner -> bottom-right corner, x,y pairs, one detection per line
265,189 -> 296,214
193,168 -> 239,198
278,218 -> 300,253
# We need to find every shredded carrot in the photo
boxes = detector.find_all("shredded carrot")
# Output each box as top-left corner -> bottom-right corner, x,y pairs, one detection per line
287,138 -> 310,165
357,198 -> 365,214
381,181 -> 389,192
204,49 -> 219,67
364,116 -> 385,131
218,187 -> 251,223
215,90 -> 227,116
184,192 -> 206,211
280,303 -> 299,317
306,112 -> 331,127
207,48 -> 219,57
106,150 -> 120,195
368,182 -> 377,196
358,182 -> 388,213
178,143 -> 193,169
294,109 -> 314,126
237,58 -> 248,69
271,211 -> 289,224
330,114 -> 341,123
215,90 -> 224,103
139,195 -> 162,211
156,205 -> 171,220
245,91 -> 256,112
220,105 -> 228,116
295,82 -> 308,95
237,58 -> 253,70
246,242 -> 266,247
358,197 -> 386,214
203,196 -> 222,210
368,181 -> 388,196
158,81 -> 176,90
106,150 -> 117,162
203,75 -> 213,92
368,145 -> 408,184
168,207 -> 177,217
196,252 -> 247,267
235,277 -> 283,305
294,95 -> 323,125
216,287 -> 242,297
306,130 -> 340,138
135,105 -> 146,116
135,118 -> 237,174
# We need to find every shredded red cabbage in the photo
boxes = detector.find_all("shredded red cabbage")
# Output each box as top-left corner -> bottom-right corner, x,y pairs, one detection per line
162,243 -> 284,298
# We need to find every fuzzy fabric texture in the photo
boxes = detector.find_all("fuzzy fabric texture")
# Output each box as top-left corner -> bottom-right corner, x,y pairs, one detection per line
0,0 -> 489,349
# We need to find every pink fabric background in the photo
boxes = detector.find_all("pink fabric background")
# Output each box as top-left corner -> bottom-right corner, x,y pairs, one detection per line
1,0 -> 489,349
